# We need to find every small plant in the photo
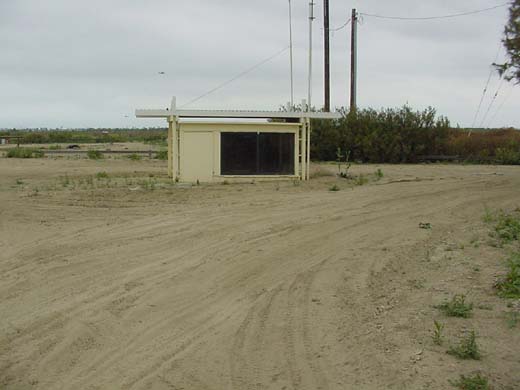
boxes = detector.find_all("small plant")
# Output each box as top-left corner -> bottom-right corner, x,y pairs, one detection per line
156,150 -> 168,160
329,184 -> 340,192
128,153 -> 141,161
505,311 -> 519,328
419,222 -> 432,230
436,294 -> 473,318
375,168 -> 384,180
447,331 -> 481,360
355,174 -> 368,186
482,207 -> 495,223
6,148 -> 44,158
60,175 -> 70,187
96,171 -> 109,179
48,144 -> 61,150
449,373 -> 489,390
432,320 -> 444,345
494,210 -> 520,243
495,252 -> 520,298
16,179 -> 24,185
87,150 -> 103,160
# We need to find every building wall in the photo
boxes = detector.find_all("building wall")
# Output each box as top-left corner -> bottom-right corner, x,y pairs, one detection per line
178,122 -> 300,183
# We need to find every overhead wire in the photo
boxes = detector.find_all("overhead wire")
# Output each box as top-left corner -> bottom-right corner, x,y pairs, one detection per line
479,75 -> 506,128
488,85 -> 514,126
359,3 -> 509,21
471,44 -> 502,129
181,46 -> 290,108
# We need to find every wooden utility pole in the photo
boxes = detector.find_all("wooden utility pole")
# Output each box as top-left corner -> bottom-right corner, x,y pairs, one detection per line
350,8 -> 358,112
323,0 -> 330,112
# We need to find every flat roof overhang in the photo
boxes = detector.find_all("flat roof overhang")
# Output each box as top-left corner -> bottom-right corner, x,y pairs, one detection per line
135,109 -> 342,120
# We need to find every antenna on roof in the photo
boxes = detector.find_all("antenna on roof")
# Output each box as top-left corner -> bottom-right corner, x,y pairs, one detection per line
308,1 -> 315,112
288,0 -> 294,107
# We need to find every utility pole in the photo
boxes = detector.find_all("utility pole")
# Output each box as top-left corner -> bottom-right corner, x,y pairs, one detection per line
323,0 -> 330,112
350,8 -> 358,112
288,0 -> 294,108
308,1 -> 315,112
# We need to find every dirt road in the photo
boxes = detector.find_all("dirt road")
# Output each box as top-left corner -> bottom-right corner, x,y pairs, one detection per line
1,159 -> 519,389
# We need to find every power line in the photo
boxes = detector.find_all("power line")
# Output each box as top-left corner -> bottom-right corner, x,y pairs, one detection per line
181,46 -> 290,108
360,3 -> 509,21
488,85 -> 514,126
479,75 -> 506,128
471,44 -> 502,129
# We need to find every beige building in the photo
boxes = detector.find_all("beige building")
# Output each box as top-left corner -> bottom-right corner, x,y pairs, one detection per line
136,98 -> 340,183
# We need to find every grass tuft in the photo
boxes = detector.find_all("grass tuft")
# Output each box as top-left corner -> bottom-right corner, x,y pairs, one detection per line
432,320 -> 444,345
447,331 -> 481,360
87,150 -> 103,160
449,373 -> 489,390
436,294 -> 473,318
495,252 -> 520,298
156,150 -> 168,160
127,153 -> 142,161
494,210 -> 520,243
329,184 -> 340,192
96,171 -> 109,180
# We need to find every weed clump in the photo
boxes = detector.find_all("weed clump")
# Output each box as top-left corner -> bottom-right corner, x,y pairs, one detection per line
87,150 -> 103,160
436,294 -> 473,318
156,150 -> 168,160
494,211 -> 520,243
128,153 -> 142,161
449,373 -> 489,390
432,320 -> 444,345
6,148 -> 44,158
329,184 -> 340,192
355,174 -> 368,186
447,331 -> 481,360
96,171 -> 109,179
375,168 -> 384,180
495,253 -> 520,298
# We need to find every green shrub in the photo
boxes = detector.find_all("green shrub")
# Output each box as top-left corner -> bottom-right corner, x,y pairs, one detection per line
447,331 -> 481,360
436,294 -> 473,318
495,253 -> 520,298
87,150 -> 103,160
6,148 -> 44,158
449,373 -> 489,390
495,147 -> 520,165
156,150 -> 168,160
375,168 -> 384,180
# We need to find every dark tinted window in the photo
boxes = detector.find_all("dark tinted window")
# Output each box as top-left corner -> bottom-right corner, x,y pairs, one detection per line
221,132 -> 294,175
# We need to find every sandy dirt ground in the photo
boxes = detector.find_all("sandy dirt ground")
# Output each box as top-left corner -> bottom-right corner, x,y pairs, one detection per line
1,158 -> 519,390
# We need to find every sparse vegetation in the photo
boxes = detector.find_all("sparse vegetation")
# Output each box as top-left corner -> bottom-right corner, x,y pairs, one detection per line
432,320 -> 445,345
494,210 -> 520,243
436,294 -> 473,318
156,150 -> 168,160
375,168 -> 384,180
87,150 -> 103,160
447,331 -> 481,360
449,373 -> 489,390
495,252 -> 520,298
355,174 -> 368,186
6,148 -> 44,158
329,184 -> 340,192
127,153 -> 142,161
505,311 -> 519,328
96,171 -> 109,179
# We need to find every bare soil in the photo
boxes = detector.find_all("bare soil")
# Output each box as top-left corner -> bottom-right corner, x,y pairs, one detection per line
1,157 -> 519,390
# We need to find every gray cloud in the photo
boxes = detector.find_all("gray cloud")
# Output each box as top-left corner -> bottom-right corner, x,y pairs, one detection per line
0,0 -> 517,128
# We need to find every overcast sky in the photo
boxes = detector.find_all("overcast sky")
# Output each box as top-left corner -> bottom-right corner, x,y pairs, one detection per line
0,0 -> 517,129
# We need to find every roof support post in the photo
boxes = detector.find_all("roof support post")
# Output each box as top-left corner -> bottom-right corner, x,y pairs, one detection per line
167,116 -> 177,180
